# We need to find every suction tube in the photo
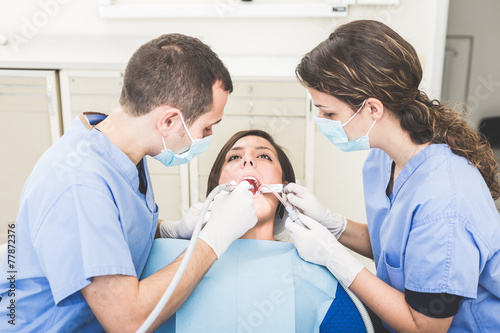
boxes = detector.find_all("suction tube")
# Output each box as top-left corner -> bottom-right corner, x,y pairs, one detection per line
136,183 -> 235,333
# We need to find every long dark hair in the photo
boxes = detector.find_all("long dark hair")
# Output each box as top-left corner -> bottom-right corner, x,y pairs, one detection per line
207,130 -> 296,218
296,20 -> 500,199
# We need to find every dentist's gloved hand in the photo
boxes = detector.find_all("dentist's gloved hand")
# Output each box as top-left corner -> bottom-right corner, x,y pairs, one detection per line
285,183 -> 347,239
199,181 -> 257,258
159,202 -> 208,239
286,214 -> 364,287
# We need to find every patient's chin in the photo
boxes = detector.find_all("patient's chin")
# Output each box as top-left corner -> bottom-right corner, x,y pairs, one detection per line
253,195 -> 278,222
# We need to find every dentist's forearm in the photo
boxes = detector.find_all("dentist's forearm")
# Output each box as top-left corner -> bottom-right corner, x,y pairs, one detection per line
82,239 -> 217,332
141,239 -> 217,332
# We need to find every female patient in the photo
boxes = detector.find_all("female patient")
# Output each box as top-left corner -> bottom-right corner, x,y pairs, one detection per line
205,129 -> 295,241
143,130 -> 372,332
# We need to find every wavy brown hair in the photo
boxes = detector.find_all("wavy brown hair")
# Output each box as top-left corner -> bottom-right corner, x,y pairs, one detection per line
296,20 -> 500,199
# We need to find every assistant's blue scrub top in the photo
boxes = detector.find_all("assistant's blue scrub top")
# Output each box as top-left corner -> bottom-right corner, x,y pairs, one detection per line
363,144 -> 500,332
0,113 -> 158,332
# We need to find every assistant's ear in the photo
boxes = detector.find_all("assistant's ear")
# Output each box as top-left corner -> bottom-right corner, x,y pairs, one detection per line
366,97 -> 385,121
156,106 -> 181,137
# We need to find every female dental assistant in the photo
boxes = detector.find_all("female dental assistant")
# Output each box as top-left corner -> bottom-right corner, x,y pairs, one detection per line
285,20 -> 500,333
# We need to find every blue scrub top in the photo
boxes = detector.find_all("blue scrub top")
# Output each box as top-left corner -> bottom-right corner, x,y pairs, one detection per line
0,113 -> 158,332
363,144 -> 500,332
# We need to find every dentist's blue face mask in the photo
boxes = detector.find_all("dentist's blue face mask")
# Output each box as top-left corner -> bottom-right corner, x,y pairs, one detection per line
153,113 -> 213,167
314,100 -> 376,152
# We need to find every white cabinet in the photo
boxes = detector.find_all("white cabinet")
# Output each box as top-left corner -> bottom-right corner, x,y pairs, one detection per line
0,70 -> 62,243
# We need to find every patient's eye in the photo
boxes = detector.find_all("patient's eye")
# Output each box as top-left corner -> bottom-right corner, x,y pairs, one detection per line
258,154 -> 272,161
227,155 -> 241,162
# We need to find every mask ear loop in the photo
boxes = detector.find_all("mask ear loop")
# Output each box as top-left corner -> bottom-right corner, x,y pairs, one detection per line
178,112 -> 195,143
365,119 -> 377,136
161,136 -> 168,152
342,99 -> 367,127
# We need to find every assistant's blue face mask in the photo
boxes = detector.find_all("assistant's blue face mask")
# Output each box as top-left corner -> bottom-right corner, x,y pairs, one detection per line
153,113 -> 213,167
314,100 -> 376,152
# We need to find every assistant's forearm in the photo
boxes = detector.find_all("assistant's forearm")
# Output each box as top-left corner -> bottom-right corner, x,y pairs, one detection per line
338,219 -> 373,258
349,269 -> 452,333
138,239 -> 217,332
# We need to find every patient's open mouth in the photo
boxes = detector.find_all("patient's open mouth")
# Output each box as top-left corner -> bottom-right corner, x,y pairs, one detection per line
240,176 -> 261,195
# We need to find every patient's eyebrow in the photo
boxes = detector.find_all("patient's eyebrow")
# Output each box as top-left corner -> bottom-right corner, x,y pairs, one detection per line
255,146 -> 273,151
228,146 -> 275,153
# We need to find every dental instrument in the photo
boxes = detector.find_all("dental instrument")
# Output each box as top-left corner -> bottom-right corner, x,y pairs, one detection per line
257,183 -> 284,194
258,184 -> 307,229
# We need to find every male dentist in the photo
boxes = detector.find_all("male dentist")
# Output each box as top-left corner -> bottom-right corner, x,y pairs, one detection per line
0,34 -> 257,332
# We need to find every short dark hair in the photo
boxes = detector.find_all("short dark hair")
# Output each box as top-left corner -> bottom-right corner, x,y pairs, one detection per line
119,33 -> 233,125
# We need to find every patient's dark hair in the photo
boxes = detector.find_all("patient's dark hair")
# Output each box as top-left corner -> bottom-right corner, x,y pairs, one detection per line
207,130 -> 296,217
120,33 -> 233,125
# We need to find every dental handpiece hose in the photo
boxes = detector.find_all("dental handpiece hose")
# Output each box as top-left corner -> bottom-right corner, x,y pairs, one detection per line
136,183 -> 236,333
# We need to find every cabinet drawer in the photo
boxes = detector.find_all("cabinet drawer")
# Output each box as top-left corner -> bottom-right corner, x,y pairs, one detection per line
69,76 -> 123,95
224,98 -> 305,116
0,95 -> 49,113
70,95 -> 118,117
231,81 -> 306,98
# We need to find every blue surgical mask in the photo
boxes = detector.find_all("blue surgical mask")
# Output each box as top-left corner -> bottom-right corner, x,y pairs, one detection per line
153,113 -> 213,167
314,100 -> 376,152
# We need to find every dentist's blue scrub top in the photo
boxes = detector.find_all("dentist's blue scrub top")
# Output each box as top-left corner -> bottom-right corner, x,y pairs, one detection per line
363,144 -> 500,332
0,113 -> 158,332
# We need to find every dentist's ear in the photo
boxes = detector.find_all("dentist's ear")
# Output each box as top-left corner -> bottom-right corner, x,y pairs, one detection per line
156,106 -> 181,137
365,98 -> 385,121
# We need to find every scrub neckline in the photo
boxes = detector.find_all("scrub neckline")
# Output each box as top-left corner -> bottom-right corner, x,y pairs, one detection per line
389,143 -> 450,203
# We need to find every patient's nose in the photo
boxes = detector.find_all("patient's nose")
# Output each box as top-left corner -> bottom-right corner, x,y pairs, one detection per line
241,155 -> 255,168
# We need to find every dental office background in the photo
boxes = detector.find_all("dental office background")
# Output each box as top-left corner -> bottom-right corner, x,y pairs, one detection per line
1,0 -> 499,272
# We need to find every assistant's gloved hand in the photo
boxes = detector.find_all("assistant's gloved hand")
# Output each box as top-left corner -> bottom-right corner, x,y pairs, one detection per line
159,202 -> 208,239
285,183 -> 347,239
199,181 -> 257,258
285,213 -> 364,287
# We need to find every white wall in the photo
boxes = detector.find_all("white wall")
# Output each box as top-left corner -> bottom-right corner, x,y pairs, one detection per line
447,0 -> 500,126
1,0 -> 447,86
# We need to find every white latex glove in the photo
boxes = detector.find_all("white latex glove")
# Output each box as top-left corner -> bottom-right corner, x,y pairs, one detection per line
285,213 -> 364,287
285,183 -> 347,238
159,202 -> 208,239
199,181 -> 257,258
